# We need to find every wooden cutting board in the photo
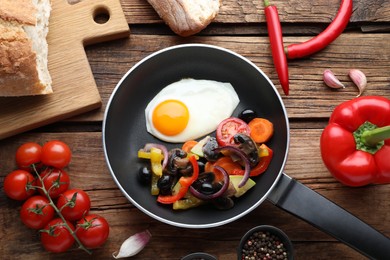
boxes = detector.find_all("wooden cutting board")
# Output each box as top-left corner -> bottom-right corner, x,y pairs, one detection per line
0,0 -> 129,140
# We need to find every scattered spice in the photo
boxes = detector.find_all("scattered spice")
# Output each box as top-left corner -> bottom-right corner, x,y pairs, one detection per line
240,231 -> 288,260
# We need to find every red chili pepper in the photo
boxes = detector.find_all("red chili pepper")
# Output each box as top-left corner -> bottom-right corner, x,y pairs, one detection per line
320,96 -> 390,187
286,0 -> 353,59
264,0 -> 289,96
157,155 -> 199,204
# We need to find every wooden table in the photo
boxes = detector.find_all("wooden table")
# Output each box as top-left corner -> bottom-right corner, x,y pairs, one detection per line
1,0 -> 390,259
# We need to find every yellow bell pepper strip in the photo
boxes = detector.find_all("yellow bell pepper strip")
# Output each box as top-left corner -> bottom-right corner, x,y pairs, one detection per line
173,192 -> 203,210
157,155 -> 199,204
138,147 -> 164,195
320,96 -> 390,186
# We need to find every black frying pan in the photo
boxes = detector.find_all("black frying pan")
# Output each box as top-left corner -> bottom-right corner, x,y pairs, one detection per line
103,44 -> 390,259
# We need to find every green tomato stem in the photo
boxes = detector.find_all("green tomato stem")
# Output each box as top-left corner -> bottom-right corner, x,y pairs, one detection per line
32,164 -> 92,255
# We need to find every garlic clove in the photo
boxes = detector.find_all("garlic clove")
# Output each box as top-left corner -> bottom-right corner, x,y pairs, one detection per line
323,69 -> 345,89
113,230 -> 152,258
349,69 -> 367,97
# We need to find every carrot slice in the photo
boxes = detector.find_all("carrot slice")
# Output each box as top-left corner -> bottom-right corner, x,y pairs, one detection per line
248,118 -> 274,143
207,157 -> 242,177
182,140 -> 198,153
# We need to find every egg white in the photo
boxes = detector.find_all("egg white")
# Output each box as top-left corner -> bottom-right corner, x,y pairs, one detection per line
145,78 -> 240,143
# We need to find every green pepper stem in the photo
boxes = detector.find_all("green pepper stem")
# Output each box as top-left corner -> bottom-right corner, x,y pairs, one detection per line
362,126 -> 390,147
264,0 -> 270,7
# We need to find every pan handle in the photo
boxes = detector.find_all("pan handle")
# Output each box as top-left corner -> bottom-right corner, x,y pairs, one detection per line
267,173 -> 390,259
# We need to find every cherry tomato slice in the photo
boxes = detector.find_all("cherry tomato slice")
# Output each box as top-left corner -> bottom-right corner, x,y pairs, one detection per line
15,142 -> 42,171
41,140 -> 71,169
41,218 -> 75,253
76,214 -> 110,249
20,195 -> 55,229
38,168 -> 70,199
3,170 -> 36,201
216,117 -> 251,146
57,189 -> 91,221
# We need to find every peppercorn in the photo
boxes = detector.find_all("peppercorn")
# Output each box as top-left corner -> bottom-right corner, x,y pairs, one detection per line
240,231 -> 288,260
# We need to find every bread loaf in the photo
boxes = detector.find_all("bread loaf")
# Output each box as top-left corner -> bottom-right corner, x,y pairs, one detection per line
147,0 -> 221,37
0,0 -> 52,96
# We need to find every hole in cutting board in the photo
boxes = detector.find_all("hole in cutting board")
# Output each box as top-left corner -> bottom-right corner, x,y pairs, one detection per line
67,0 -> 82,4
93,6 -> 110,24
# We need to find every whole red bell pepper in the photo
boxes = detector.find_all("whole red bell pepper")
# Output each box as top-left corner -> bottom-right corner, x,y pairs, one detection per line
320,96 -> 390,187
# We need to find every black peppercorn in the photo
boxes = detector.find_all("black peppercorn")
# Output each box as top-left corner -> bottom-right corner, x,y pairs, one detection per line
240,231 -> 289,260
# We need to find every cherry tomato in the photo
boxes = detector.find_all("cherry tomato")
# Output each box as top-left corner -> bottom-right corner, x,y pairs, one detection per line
76,214 -> 110,248
57,189 -> 91,221
3,170 -> 36,200
15,142 -> 42,171
216,117 -> 251,146
41,140 -> 71,169
38,168 -> 70,198
20,195 -> 55,229
41,218 -> 75,253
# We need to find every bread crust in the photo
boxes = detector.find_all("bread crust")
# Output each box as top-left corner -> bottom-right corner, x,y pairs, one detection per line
0,0 -> 36,25
0,0 -> 52,96
147,0 -> 222,37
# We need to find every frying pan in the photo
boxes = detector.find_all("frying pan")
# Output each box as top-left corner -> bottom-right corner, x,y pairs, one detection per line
103,44 -> 390,258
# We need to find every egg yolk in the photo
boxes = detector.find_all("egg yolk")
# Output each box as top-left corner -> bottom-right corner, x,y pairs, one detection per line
152,99 -> 189,136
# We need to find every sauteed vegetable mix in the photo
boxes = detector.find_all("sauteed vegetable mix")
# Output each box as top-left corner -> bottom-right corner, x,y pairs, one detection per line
137,115 -> 274,210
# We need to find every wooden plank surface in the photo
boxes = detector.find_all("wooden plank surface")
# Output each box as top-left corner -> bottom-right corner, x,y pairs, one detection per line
74,33 -> 390,122
0,0 -> 129,140
1,129 -> 388,259
122,0 -> 390,24
0,0 -> 389,259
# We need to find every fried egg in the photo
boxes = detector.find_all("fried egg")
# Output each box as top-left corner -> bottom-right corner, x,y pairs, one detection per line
145,78 -> 239,143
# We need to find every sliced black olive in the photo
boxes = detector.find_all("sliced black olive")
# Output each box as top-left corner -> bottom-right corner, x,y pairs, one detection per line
212,196 -> 234,210
192,172 -> 215,190
202,136 -> 220,162
197,159 -> 206,173
157,174 -> 175,195
233,133 -> 259,167
239,109 -> 258,124
138,166 -> 152,185
200,182 -> 214,195
212,182 -> 223,192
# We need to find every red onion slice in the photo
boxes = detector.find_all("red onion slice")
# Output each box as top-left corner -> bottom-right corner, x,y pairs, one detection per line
214,146 -> 251,188
190,166 -> 230,200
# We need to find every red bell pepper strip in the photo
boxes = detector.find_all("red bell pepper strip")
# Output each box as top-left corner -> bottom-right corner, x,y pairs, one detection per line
286,0 -> 353,59
232,144 -> 273,177
157,155 -> 199,204
207,144 -> 273,177
264,0 -> 289,96
320,96 -> 390,187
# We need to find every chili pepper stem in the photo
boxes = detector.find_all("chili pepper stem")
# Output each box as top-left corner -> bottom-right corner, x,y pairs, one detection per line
32,164 -> 92,255
361,126 -> 390,147
264,0 -> 270,7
